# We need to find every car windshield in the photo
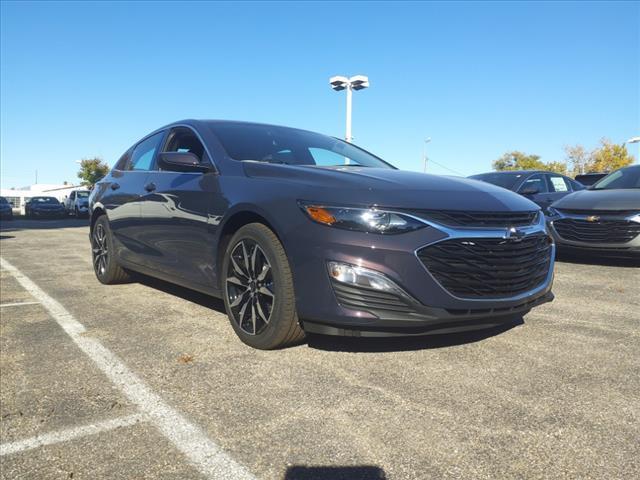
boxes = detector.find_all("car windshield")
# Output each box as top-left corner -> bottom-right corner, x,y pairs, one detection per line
468,172 -> 526,190
209,123 -> 394,169
76,191 -> 89,198
592,166 -> 640,190
30,197 -> 59,204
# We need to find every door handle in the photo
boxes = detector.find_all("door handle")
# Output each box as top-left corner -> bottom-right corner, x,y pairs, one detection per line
110,183 -> 120,190
144,182 -> 156,192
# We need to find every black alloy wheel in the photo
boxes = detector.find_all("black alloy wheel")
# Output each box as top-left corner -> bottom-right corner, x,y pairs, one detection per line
222,223 -> 305,349
91,215 -> 131,284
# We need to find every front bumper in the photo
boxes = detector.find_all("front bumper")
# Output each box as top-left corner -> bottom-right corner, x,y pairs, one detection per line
30,209 -> 65,218
287,213 -> 555,336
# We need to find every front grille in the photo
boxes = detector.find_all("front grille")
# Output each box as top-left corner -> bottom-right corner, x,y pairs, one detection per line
417,234 -> 552,299
406,210 -> 538,228
553,218 -> 640,244
557,209 -> 639,217
331,282 -> 417,314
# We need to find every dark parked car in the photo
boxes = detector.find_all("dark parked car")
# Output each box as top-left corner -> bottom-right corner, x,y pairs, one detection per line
90,120 -> 555,349
25,196 -> 66,218
0,196 -> 13,220
469,170 -> 584,214
574,172 -> 608,187
547,165 -> 640,256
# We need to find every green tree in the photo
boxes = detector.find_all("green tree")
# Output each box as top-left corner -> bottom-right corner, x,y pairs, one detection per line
493,151 -> 567,174
590,138 -> 634,173
77,157 -> 109,188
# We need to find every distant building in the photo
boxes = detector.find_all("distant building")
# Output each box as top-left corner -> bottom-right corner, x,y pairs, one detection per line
0,183 -> 86,215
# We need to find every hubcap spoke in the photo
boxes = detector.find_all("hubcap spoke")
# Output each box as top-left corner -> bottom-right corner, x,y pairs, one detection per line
241,241 -> 250,276
258,285 -> 274,298
255,298 -> 270,325
257,263 -> 270,281
230,289 -> 250,308
226,276 -> 245,287
92,224 -> 109,276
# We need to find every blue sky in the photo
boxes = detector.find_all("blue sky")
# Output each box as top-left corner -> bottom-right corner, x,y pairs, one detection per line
1,1 -> 638,188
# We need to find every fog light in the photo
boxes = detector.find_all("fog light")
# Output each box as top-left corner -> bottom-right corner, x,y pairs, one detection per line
327,261 -> 407,296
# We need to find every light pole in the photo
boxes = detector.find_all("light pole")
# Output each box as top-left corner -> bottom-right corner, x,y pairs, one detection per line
422,137 -> 431,172
623,137 -> 640,164
329,75 -> 369,143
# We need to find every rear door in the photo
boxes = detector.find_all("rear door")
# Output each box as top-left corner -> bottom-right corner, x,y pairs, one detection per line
102,131 -> 165,266
137,126 -> 222,288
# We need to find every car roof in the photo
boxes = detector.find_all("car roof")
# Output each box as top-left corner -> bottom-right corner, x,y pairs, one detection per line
471,170 -> 546,176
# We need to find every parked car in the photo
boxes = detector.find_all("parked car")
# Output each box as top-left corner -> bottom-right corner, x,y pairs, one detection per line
547,165 -> 640,256
90,120 -> 555,349
64,189 -> 90,217
0,196 -> 13,220
25,196 -> 66,218
574,172 -> 608,187
469,170 -> 584,215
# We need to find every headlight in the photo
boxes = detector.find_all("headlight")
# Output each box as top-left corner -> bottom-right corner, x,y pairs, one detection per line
300,203 -> 425,234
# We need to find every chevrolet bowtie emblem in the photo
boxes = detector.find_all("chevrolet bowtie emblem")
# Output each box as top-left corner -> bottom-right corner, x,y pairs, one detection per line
505,226 -> 525,242
586,215 -> 600,222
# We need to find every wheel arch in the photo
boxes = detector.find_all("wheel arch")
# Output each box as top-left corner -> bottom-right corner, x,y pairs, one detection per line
90,204 -> 106,234
216,208 -> 283,289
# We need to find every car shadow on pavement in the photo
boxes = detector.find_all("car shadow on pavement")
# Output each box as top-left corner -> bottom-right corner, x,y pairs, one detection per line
306,319 -> 523,353
0,218 -> 90,233
284,465 -> 386,480
131,272 -> 523,353
556,250 -> 640,268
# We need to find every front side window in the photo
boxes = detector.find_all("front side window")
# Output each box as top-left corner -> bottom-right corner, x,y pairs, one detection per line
209,123 -> 394,169
519,174 -> 548,194
129,132 -> 164,171
164,127 -> 206,162
69,191 -> 76,200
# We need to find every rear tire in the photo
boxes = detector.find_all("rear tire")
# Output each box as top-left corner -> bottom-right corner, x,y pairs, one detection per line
222,223 -> 305,349
92,215 -> 131,284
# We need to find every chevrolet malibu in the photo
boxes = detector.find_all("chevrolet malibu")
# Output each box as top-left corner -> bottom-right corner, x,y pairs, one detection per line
89,120 -> 555,349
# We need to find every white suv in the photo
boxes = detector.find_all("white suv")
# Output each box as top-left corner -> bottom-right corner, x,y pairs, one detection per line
64,190 -> 90,217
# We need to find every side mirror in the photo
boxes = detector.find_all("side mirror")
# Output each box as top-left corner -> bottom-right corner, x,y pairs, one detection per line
520,184 -> 541,196
157,152 -> 211,173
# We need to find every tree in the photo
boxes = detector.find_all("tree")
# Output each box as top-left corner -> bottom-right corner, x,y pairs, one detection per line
590,138 -> 634,173
77,157 -> 109,188
492,151 -> 567,174
564,138 -> 634,175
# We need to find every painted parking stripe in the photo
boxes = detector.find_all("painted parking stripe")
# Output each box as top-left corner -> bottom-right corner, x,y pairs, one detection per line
0,301 -> 40,308
0,257 -> 256,480
0,413 -> 145,456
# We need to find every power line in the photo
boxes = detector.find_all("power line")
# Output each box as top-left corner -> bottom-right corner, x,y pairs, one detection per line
426,158 -> 465,176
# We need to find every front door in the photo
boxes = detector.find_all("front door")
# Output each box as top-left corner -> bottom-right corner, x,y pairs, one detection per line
137,127 -> 223,289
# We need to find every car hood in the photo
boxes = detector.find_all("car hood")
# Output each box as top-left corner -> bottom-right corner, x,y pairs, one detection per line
243,163 -> 539,212
552,189 -> 640,211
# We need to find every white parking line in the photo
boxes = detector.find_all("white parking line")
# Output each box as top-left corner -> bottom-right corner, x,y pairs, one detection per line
0,413 -> 146,456
0,257 -> 256,480
0,301 -> 40,308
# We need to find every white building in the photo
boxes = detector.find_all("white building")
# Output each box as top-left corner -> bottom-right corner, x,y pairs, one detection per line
0,183 -> 86,215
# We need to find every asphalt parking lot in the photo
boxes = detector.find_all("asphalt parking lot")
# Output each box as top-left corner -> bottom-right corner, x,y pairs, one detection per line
0,218 -> 638,480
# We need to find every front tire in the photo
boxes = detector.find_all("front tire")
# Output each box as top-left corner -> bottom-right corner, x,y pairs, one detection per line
222,223 -> 305,349
91,215 -> 130,284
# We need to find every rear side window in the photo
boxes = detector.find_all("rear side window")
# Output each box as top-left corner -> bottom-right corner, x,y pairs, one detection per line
547,175 -> 570,193
129,132 -> 164,171
114,150 -> 131,171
